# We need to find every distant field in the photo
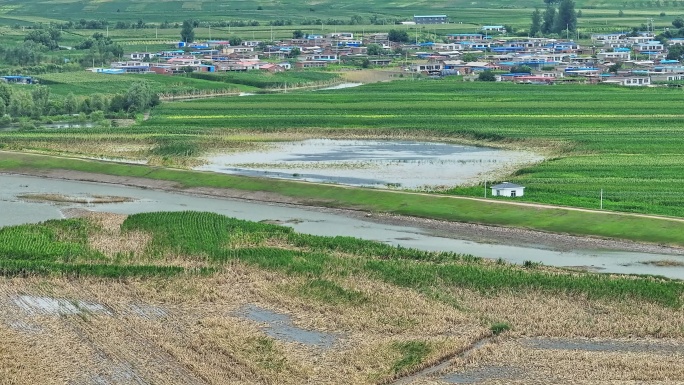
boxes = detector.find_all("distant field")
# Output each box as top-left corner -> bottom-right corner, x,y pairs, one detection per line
135,81 -> 684,217
0,0 -> 678,33
35,71 -> 253,97
5,80 -> 684,217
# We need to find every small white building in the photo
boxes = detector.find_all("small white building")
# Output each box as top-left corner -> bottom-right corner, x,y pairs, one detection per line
491,182 -> 525,197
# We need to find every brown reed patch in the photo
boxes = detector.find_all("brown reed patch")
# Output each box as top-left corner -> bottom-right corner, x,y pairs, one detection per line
80,212 -> 152,259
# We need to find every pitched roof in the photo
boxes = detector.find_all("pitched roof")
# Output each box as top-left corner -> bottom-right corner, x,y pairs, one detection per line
491,182 -> 524,189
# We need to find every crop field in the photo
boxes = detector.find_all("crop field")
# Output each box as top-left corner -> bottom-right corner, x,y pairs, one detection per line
34,71 -> 251,97
0,210 -> 682,384
5,80 -> 683,218
0,0 -> 678,34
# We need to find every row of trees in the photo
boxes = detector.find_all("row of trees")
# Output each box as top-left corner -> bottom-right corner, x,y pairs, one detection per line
0,81 -> 159,121
530,0 -> 577,36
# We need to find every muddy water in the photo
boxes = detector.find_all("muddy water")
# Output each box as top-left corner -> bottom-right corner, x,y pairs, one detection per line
237,304 -> 336,348
2,174 -> 684,279
196,139 -> 543,190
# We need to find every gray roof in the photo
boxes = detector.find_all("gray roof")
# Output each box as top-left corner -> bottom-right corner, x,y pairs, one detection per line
491,182 -> 524,189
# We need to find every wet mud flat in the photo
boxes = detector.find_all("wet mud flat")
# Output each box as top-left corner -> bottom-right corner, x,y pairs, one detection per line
236,304 -> 337,348
196,139 -> 543,190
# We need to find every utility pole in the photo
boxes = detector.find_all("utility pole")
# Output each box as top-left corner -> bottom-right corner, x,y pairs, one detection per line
484,181 -> 487,198
600,189 -> 603,209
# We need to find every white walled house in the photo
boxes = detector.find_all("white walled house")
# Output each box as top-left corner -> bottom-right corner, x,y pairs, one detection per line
491,182 -> 525,197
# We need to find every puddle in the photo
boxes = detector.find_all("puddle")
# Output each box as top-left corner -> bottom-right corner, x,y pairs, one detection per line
7,320 -> 42,333
316,82 -> 363,90
128,304 -> 168,320
12,295 -> 112,316
442,366 -> 523,384
90,362 -> 145,385
42,123 -> 95,129
522,337 -> 684,355
196,139 -> 543,190
237,304 -> 336,348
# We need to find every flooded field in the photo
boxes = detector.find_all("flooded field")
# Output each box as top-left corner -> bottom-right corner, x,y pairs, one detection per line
196,139 -> 543,189
1,174 -> 684,279
237,304 -> 337,348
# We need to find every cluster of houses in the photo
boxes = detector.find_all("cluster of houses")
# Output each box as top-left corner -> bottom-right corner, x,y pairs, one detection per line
92,33 -> 387,75
406,31 -> 684,86
88,28 -> 684,87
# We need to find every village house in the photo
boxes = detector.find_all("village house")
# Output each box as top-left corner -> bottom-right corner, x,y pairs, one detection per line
446,33 -> 484,42
130,52 -> 156,61
491,182 -> 525,197
602,76 -> 651,86
481,25 -> 506,33
414,15 -> 448,24
597,50 -> 631,62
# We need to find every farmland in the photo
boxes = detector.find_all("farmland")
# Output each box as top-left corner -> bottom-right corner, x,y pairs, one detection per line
35,71 -> 250,97
0,210 -> 682,384
0,0 -> 680,35
5,80 -> 684,219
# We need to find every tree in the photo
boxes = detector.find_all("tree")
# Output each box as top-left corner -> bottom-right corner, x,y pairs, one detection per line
109,94 -> 126,112
24,29 -> 61,50
618,10 -> 625,17
229,36 -> 243,46
510,65 -> 532,73
461,52 -> 479,62
292,29 -> 304,39
542,4 -> 556,34
31,86 -> 50,117
90,93 -> 106,111
181,20 -> 195,43
366,43 -> 384,56
673,17 -> 684,28
350,15 -> 364,25
388,29 -> 410,43
667,43 -> 684,60
608,62 -> 622,74
125,81 -> 154,112
0,83 -> 11,107
287,47 -> 301,58
478,70 -> 496,81
553,0 -> 577,34
530,8 -> 542,36
8,92 -> 34,118
63,92 -> 79,115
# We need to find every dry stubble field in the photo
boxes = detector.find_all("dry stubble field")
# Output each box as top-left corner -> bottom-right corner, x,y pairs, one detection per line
0,212 -> 682,384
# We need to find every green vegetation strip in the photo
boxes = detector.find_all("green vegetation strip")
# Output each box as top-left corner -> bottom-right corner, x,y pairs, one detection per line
2,151 -> 684,247
2,211 -> 682,308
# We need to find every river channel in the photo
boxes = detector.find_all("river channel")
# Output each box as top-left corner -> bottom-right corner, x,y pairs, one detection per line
1,174 -> 683,279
